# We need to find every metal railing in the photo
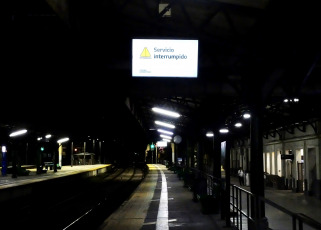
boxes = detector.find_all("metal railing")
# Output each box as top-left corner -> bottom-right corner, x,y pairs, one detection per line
189,167 -> 222,196
230,184 -> 321,230
183,166 -> 321,230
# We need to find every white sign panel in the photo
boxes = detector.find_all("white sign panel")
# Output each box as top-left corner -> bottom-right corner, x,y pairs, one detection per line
157,141 -> 167,147
132,39 -> 198,78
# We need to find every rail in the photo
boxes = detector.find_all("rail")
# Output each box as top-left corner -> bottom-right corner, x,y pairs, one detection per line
186,166 -> 321,230
230,184 -> 321,230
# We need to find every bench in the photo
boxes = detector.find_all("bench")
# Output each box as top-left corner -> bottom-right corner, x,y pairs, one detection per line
44,162 -> 54,170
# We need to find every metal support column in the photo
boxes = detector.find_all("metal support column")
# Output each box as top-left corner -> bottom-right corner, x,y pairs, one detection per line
249,105 -> 269,229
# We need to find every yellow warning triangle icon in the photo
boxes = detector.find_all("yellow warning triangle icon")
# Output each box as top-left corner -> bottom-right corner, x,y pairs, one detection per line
140,47 -> 151,57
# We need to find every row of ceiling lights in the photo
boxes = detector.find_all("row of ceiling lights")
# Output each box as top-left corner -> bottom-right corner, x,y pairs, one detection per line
152,107 -> 180,143
152,97 -> 298,144
206,112 -> 251,137
7,129 -> 69,144
205,96 -> 299,138
151,107 -> 252,143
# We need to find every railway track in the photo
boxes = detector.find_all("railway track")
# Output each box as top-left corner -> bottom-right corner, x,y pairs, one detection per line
1,165 -> 147,230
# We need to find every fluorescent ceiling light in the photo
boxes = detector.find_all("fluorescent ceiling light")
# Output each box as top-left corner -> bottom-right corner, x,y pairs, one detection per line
219,128 -> 229,134
152,107 -> 181,118
157,129 -> 174,135
57,137 -> 69,144
45,134 -> 52,139
206,132 -> 214,137
9,129 -> 27,137
234,122 -> 242,128
243,113 -> 251,119
155,120 -> 175,129
160,134 -> 172,139
157,141 -> 167,147
163,138 -> 171,142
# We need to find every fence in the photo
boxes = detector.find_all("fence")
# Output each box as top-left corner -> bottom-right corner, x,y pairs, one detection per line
230,184 -> 321,230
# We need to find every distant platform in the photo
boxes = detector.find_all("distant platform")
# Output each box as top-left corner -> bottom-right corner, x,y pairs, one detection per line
0,164 -> 111,190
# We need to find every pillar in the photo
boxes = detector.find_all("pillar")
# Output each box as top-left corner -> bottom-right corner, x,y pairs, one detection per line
249,105 -> 269,229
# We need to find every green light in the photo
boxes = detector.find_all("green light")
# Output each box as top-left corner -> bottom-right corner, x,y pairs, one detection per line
151,144 -> 155,150
40,147 -> 44,151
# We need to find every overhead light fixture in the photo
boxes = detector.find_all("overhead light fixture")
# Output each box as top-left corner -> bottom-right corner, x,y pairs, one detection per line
157,129 -> 174,135
219,128 -> 229,134
206,131 -> 214,137
163,138 -> 171,142
243,113 -> 251,119
160,134 -> 172,139
157,141 -> 167,147
45,134 -> 52,139
9,129 -> 27,137
152,107 -> 180,118
294,98 -> 299,102
57,137 -> 69,144
155,120 -> 175,129
234,122 -> 242,128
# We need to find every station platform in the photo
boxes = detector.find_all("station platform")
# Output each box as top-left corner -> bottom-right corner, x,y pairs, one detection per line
98,164 -> 321,230
0,164 -> 111,190
0,164 -> 112,205
1,164 -> 320,230
98,164 -> 230,230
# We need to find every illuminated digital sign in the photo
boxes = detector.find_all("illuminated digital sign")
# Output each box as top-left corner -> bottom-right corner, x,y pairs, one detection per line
132,39 -> 198,78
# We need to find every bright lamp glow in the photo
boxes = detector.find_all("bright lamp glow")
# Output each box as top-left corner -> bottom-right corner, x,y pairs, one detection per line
206,132 -> 214,137
243,113 -> 251,119
234,122 -> 242,128
57,137 -> 69,144
163,138 -> 171,142
155,121 -> 175,129
157,129 -> 174,135
152,107 -> 181,118
45,134 -> 52,139
2,146 -> 7,153
219,128 -> 229,134
157,141 -> 167,147
160,134 -> 172,139
9,129 -> 27,137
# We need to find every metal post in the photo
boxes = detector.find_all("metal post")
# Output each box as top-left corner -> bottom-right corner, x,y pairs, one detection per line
225,140 -> 231,227
12,147 -> 17,178
54,144 -> 59,172
71,142 -> 73,167
25,142 -> 28,165
93,139 -> 95,164
249,105 -> 269,229
99,141 -> 102,164
213,134 -> 221,179
83,141 -> 86,165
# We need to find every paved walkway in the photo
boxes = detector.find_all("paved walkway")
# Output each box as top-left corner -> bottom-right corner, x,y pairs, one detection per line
98,164 -> 231,230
